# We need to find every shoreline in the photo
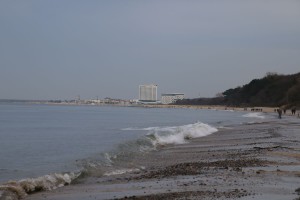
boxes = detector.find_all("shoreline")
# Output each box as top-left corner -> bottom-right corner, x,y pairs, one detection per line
144,104 -> 300,119
42,102 -> 299,117
143,104 -> 279,113
8,100 -> 298,118
25,114 -> 300,200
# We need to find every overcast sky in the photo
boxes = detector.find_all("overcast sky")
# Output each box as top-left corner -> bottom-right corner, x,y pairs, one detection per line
1,1 -> 300,100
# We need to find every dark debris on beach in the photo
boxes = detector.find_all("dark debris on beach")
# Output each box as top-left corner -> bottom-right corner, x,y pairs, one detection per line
132,158 -> 268,180
115,189 -> 249,200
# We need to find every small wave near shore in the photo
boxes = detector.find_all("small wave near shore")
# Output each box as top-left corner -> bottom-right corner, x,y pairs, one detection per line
99,122 -> 218,181
144,122 -> 218,145
122,122 -> 218,145
0,172 -> 80,200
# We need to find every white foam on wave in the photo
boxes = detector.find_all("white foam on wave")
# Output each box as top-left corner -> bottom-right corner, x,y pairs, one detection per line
103,168 -> 141,176
121,127 -> 160,131
242,112 -> 265,119
0,172 -> 80,199
121,127 -> 139,131
144,122 -> 218,145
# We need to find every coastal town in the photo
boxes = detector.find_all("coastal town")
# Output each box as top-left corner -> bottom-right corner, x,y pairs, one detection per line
46,84 -> 185,106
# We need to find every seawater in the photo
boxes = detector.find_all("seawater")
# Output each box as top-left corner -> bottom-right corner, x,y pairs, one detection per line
0,103 -> 273,197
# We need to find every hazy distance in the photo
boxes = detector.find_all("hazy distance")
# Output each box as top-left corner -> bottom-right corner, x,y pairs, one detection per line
0,1 -> 300,100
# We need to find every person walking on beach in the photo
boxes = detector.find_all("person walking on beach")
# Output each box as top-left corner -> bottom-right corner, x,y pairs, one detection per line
291,107 -> 296,115
277,108 -> 282,119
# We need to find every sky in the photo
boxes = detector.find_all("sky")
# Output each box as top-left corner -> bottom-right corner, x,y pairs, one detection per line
0,0 -> 300,100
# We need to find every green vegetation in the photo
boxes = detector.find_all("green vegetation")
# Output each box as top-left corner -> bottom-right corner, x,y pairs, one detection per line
176,72 -> 300,107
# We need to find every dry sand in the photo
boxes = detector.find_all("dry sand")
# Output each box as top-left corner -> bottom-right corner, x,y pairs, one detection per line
23,112 -> 300,200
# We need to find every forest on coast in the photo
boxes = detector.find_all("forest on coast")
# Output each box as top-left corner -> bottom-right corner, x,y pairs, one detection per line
176,72 -> 300,108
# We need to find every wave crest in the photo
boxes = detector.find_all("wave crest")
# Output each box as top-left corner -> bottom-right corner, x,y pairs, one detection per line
145,122 -> 218,145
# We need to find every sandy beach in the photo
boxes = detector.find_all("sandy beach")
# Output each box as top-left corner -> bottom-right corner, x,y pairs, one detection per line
142,104 -> 294,114
21,111 -> 300,200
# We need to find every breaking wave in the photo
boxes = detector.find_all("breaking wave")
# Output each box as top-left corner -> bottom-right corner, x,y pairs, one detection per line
0,172 -> 80,199
122,122 -> 218,146
145,122 -> 218,145
82,122 -> 218,176
242,112 -> 265,119
0,122 -> 217,199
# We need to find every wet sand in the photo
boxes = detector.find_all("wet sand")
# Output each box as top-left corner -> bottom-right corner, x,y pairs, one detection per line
143,104 -> 298,116
26,115 -> 300,200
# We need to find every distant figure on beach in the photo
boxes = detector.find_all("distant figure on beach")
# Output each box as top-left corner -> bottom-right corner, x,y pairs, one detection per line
277,108 -> 282,119
291,107 -> 296,115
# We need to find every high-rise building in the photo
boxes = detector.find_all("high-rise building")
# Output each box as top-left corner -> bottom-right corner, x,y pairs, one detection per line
139,84 -> 157,102
161,93 -> 184,104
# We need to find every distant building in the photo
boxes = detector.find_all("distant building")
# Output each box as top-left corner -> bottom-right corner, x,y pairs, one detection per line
161,93 -> 184,104
139,84 -> 158,102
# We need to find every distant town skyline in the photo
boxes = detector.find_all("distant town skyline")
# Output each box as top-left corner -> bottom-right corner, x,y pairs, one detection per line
0,1 -> 300,100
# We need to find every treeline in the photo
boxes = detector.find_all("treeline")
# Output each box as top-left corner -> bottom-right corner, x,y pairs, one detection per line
176,72 -> 300,108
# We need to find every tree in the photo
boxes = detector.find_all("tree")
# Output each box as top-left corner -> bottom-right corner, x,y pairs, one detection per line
287,84 -> 300,105
265,72 -> 278,78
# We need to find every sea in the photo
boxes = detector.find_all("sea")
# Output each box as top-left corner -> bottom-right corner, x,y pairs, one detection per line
0,103 -> 274,197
